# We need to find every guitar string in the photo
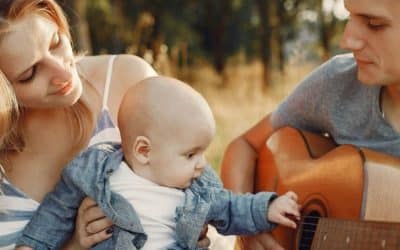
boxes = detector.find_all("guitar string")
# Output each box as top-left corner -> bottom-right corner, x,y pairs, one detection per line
292,216 -> 400,249
280,211 -> 400,242
290,215 -> 400,229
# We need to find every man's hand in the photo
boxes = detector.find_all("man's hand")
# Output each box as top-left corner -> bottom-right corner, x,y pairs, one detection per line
237,233 -> 285,250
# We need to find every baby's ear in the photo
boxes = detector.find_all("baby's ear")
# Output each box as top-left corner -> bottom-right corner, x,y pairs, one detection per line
133,136 -> 151,164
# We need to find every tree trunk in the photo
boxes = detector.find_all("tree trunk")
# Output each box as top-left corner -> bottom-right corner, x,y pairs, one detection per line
317,0 -> 330,61
149,10 -> 163,63
206,0 -> 231,82
257,0 -> 272,91
276,0 -> 285,73
59,0 -> 92,53
110,0 -> 125,53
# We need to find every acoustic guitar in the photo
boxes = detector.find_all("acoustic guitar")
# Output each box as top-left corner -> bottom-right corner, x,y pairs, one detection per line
254,127 -> 400,250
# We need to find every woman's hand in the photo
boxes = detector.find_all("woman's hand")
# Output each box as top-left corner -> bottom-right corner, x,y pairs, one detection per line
237,233 -> 284,250
196,224 -> 211,249
66,197 -> 113,249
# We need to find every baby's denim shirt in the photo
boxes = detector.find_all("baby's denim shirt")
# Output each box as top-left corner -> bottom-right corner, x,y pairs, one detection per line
17,143 -> 277,249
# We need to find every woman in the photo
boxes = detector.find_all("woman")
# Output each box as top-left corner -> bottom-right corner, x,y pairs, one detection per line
0,1 -> 202,249
0,0 -> 150,248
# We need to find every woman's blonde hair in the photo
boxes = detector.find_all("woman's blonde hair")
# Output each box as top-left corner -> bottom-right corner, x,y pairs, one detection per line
0,71 -> 18,144
0,71 -> 18,185
0,0 -> 93,155
0,0 -> 70,37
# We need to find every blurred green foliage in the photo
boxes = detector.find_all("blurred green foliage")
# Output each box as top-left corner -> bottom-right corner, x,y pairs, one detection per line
58,0 -> 347,87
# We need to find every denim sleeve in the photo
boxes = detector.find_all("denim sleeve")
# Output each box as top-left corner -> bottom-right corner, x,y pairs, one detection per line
16,172 -> 86,250
208,189 -> 277,235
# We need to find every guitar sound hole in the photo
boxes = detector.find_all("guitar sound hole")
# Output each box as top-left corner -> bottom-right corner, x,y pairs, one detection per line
298,211 -> 321,250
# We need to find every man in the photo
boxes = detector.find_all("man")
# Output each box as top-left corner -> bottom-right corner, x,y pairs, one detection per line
221,0 -> 400,249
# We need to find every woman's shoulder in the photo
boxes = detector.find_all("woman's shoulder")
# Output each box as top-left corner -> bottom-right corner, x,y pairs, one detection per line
112,54 -> 158,84
78,54 -> 156,83
77,54 -> 158,121
78,54 -> 151,67
77,54 -> 155,91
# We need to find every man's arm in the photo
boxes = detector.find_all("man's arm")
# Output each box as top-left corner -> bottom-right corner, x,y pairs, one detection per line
220,114 -> 275,193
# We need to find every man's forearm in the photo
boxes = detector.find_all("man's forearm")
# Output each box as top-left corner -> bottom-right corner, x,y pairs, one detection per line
220,138 -> 257,193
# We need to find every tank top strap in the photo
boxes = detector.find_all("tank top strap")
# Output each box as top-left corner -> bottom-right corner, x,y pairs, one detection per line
102,55 -> 117,109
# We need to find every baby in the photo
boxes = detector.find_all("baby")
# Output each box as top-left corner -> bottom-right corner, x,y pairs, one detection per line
17,76 -> 300,250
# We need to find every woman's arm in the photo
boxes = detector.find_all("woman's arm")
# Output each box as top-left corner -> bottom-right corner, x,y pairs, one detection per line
61,197 -> 113,250
16,197 -> 112,250
17,148 -> 114,250
16,174 -> 87,249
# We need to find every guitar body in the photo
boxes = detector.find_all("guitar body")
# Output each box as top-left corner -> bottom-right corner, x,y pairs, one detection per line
255,127 -> 400,250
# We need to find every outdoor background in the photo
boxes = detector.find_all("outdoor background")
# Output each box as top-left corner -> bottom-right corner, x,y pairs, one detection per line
57,0 -> 349,171
57,0 -> 349,248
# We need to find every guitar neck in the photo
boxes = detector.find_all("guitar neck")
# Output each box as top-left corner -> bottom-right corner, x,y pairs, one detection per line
311,218 -> 400,249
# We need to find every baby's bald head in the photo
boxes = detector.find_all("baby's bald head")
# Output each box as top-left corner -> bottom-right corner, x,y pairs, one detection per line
118,76 -> 215,161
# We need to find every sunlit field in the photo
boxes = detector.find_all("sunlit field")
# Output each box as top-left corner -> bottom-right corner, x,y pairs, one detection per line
185,60 -> 317,173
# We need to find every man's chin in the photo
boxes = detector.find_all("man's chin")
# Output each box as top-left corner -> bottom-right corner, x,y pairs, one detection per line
357,70 -> 380,85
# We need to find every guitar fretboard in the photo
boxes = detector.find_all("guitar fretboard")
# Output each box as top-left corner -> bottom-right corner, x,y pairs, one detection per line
311,218 -> 400,249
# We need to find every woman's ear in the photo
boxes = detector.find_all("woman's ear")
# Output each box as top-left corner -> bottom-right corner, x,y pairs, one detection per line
133,136 -> 151,164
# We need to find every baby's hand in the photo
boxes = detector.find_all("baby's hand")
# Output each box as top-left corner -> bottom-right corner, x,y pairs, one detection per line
267,191 -> 300,229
